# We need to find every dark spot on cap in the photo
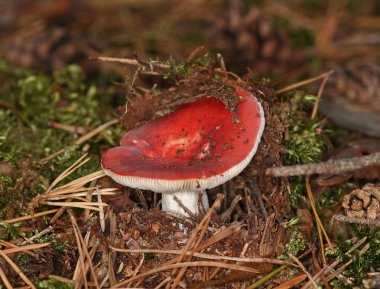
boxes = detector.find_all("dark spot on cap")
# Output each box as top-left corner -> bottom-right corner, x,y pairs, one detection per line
221,143 -> 229,151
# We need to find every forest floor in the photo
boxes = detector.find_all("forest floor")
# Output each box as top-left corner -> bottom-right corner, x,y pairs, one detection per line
0,1 -> 379,288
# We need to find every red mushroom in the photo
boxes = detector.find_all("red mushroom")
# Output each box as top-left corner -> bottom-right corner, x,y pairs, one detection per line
102,89 -> 265,216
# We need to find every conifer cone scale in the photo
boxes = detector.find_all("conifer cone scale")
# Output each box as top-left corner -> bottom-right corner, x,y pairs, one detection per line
342,184 -> 380,220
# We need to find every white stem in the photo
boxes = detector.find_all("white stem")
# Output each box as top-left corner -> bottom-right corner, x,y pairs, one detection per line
161,190 -> 209,217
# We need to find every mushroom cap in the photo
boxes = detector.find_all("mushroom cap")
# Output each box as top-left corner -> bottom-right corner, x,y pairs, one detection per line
102,89 -> 265,193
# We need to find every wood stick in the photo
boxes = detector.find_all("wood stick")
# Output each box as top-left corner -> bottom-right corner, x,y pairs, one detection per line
332,214 -> 380,227
93,56 -> 170,70
266,152 -> 380,177
275,71 -> 333,94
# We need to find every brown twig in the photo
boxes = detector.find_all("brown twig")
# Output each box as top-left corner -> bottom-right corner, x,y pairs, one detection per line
311,71 -> 333,120
171,194 -> 224,288
109,247 -> 295,267
21,226 -> 54,245
93,56 -> 170,70
289,254 -> 318,289
108,210 -> 118,286
275,71 -> 333,94
220,195 -> 242,222
163,221 -> 242,267
332,214 -> 380,227
266,152 -> 380,177
48,121 -> 87,135
173,195 -> 196,219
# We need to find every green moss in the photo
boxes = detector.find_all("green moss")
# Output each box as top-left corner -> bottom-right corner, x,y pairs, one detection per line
288,176 -> 307,209
37,278 -> 74,289
0,61 -> 118,220
164,59 -> 190,79
0,222 -> 24,240
327,226 -> 380,287
0,62 -> 114,160
283,119 -> 325,165
31,232 -> 73,251
279,230 -> 307,260
317,183 -> 355,211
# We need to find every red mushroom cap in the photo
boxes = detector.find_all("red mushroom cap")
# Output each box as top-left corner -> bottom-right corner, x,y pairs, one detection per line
102,89 -> 265,193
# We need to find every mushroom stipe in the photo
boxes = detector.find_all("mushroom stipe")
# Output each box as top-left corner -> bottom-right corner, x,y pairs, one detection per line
102,89 -> 265,217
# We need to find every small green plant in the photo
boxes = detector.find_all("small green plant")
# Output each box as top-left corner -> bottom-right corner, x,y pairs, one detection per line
279,230 -> 307,260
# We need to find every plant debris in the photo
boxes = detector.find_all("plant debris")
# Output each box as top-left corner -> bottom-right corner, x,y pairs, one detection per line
0,1 -> 379,288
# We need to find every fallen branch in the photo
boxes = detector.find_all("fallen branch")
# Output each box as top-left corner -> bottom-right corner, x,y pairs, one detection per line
275,71 -> 333,95
266,152 -> 380,177
332,214 -> 380,227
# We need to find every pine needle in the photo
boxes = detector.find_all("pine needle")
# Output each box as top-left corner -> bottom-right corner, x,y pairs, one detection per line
1,243 -> 50,255
109,246 -> 296,266
0,266 -> 13,289
2,209 -> 59,224
0,250 -> 36,289
111,261 -> 260,288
